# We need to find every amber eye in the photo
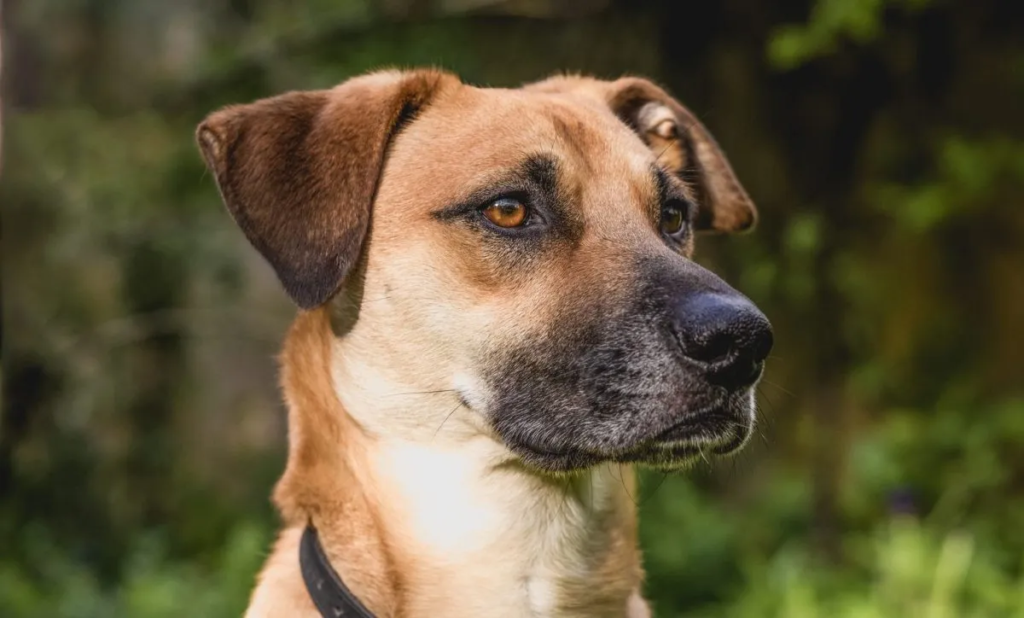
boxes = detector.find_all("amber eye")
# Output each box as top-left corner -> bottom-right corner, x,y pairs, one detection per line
482,198 -> 529,228
660,205 -> 686,236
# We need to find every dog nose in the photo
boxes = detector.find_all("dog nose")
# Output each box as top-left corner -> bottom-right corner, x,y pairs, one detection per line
673,292 -> 773,389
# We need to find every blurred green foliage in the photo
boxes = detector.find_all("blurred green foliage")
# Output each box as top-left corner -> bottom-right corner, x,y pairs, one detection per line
768,0 -> 933,69
3,0 -> 1023,616
0,521 -> 269,618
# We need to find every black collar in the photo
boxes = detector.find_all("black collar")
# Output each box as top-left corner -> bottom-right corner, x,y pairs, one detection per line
300,524 -> 377,618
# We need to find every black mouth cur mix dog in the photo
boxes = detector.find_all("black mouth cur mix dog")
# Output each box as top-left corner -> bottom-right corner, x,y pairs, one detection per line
196,69 -> 773,618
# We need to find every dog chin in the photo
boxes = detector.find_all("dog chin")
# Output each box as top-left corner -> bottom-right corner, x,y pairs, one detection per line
501,396 -> 756,474
612,403 -> 755,470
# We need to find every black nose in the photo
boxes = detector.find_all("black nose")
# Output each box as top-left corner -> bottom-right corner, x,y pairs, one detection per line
672,292 -> 773,389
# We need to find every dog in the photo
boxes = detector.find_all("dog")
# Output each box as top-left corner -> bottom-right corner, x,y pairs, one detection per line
196,69 -> 772,618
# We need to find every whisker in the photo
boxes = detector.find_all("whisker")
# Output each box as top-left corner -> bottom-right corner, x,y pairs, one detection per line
756,385 -> 778,416
754,400 -> 773,434
654,142 -> 674,165
589,473 -> 595,512
639,470 -> 670,506
383,389 -> 458,398
754,414 -> 770,447
697,444 -> 711,466
729,453 -> 741,477
759,378 -> 795,398
613,465 -> 638,507
432,402 -> 464,440
560,472 -> 573,506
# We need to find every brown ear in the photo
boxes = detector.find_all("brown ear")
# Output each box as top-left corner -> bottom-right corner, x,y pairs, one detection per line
606,77 -> 757,233
196,70 -> 457,309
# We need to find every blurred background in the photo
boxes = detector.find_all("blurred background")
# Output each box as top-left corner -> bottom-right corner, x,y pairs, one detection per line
3,0 -> 1024,616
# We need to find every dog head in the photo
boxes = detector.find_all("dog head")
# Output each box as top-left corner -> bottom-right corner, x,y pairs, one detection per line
197,69 -> 772,473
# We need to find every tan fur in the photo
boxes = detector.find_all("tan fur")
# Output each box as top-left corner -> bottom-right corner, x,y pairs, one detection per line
528,75 -> 756,233
197,69 -> 758,617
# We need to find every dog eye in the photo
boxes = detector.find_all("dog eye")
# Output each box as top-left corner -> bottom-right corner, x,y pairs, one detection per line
660,204 -> 687,236
482,198 -> 529,228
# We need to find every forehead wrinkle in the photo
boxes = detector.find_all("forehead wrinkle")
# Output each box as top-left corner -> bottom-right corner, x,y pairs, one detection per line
536,93 -> 635,166
380,96 -> 568,209
632,171 -> 660,222
536,97 -> 661,226
388,85 -> 661,238
547,110 -> 596,176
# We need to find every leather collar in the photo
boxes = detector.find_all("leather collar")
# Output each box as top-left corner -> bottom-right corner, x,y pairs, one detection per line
300,524 -> 376,618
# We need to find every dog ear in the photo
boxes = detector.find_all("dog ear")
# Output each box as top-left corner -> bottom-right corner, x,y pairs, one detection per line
606,77 -> 757,233
196,70 -> 456,309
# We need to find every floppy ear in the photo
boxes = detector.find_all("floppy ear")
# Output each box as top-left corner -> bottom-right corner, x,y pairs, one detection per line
196,70 -> 456,309
606,77 -> 757,233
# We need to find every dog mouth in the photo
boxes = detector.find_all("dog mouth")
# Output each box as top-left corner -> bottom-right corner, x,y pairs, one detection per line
498,400 -> 755,473
611,406 -> 753,468
651,408 -> 748,449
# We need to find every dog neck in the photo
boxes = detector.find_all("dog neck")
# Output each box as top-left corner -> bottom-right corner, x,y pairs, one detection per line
268,309 -> 645,618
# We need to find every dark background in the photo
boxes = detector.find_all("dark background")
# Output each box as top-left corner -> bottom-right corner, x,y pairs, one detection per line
3,0 -> 1024,615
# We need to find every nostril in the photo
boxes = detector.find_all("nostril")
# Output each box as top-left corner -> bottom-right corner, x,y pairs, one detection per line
707,318 -> 772,389
683,330 -> 735,365
672,291 -> 773,390
706,354 -> 763,390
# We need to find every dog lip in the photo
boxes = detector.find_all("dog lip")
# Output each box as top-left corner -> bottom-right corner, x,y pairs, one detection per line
709,428 -> 749,455
634,401 -> 754,463
494,399 -> 753,472
652,407 -> 739,444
